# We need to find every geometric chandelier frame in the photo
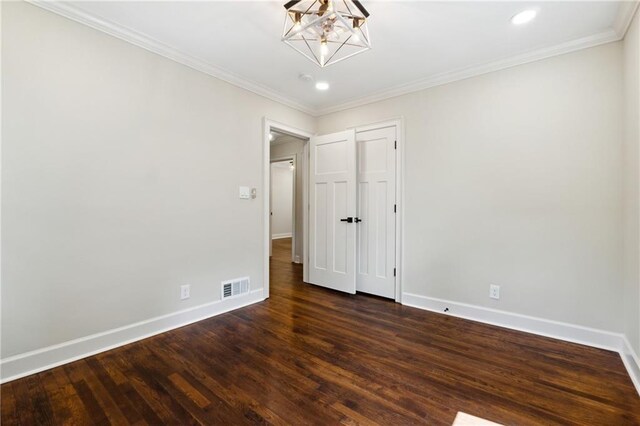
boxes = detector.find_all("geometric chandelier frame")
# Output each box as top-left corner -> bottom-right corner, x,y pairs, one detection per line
282,0 -> 371,68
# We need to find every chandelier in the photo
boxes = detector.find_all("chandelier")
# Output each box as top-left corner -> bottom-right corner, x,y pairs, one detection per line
282,0 -> 371,68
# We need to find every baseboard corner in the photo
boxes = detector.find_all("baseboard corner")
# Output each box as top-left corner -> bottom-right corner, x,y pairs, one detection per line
621,336 -> 640,395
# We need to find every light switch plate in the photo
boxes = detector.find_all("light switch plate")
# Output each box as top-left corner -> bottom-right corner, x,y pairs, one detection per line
239,186 -> 251,199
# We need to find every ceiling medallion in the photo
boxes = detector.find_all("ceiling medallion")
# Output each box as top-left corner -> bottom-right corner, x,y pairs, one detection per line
282,0 -> 371,68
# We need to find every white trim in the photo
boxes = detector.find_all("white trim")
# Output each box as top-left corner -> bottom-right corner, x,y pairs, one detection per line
0,289 -> 265,383
272,232 -> 292,240
403,292 -> 640,395
353,119 -> 404,303
302,141 -> 310,281
621,336 -> 640,393
315,30 -> 620,116
0,3 -> 3,376
291,155 -> 297,263
26,0 -> 314,116
402,292 -> 621,350
614,1 -> 640,38
263,118 -> 314,300
26,0 -> 635,117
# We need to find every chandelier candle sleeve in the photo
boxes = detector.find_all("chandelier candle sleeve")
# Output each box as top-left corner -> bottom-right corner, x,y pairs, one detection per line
282,0 -> 371,68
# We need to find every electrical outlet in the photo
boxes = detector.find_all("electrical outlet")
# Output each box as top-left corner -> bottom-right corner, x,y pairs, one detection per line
490,284 -> 500,300
180,284 -> 190,300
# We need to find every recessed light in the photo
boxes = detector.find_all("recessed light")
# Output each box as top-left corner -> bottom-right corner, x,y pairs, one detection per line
511,9 -> 537,25
315,81 -> 330,91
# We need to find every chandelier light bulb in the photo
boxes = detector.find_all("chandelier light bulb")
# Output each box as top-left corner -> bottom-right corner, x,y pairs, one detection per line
320,41 -> 329,55
291,11 -> 303,35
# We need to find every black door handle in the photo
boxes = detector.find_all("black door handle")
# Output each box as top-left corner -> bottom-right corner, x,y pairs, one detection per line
354,218 -> 362,223
340,217 -> 353,223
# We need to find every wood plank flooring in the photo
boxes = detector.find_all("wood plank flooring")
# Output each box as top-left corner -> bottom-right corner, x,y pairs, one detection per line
2,237 -> 639,425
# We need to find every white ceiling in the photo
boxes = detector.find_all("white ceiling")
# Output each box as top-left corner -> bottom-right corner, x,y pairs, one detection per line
41,1 -> 636,115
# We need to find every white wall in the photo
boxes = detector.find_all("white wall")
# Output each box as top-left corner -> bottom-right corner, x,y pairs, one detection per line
623,8 -> 640,354
1,0 -> 635,376
271,138 -> 306,262
270,162 -> 294,238
1,2 -> 314,358
318,43 -> 624,333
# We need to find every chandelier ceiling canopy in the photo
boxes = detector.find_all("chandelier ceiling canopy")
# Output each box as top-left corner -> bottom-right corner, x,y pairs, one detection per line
282,0 -> 371,68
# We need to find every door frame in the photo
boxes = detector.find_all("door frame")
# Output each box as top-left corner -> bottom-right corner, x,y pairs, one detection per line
351,118 -> 405,303
263,118 -> 313,299
270,155 -> 297,263
262,117 -> 404,304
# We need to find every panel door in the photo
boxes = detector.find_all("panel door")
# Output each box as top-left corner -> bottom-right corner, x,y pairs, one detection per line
356,126 -> 396,298
308,130 -> 357,294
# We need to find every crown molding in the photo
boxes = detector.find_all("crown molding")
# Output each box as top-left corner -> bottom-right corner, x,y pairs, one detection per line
315,29 -> 620,116
26,0 -> 316,116
28,1 -> 635,118
613,1 -> 639,38
320,1 -> 637,115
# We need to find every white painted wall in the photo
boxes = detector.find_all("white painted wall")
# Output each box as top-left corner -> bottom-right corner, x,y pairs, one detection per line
270,162 -> 293,238
271,138 -> 306,262
318,43 -> 624,333
1,0 -> 636,379
623,8 -> 640,354
1,2 -> 314,358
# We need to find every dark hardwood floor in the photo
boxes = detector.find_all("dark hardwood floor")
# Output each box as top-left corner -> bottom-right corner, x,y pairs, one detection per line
2,237 -> 640,425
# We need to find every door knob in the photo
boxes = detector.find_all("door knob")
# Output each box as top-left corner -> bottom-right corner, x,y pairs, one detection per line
354,218 -> 362,223
340,217 -> 353,223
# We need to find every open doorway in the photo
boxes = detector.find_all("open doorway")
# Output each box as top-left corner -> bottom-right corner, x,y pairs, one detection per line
270,159 -> 295,250
269,131 -> 305,264
263,119 -> 313,299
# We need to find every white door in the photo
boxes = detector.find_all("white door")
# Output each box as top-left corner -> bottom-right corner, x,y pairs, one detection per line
308,130 -> 357,294
356,126 -> 396,298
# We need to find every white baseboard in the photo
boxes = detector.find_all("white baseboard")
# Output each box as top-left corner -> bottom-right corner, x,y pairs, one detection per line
272,233 -> 292,239
402,292 -> 640,395
0,289 -> 265,383
621,336 -> 640,393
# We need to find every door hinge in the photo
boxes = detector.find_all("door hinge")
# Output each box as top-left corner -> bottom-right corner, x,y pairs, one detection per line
394,204 -> 397,213
394,140 -> 397,149
394,268 -> 396,277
